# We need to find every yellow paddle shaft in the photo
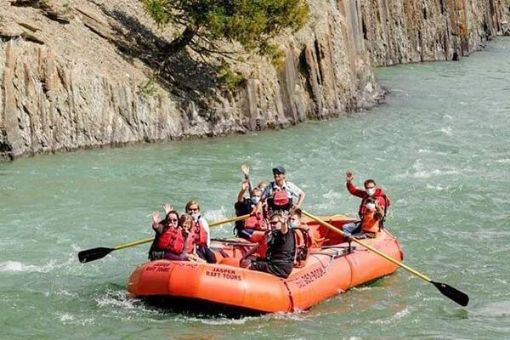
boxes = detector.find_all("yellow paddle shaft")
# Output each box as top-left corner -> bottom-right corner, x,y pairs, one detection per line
112,214 -> 251,251
302,210 -> 432,283
114,237 -> 154,250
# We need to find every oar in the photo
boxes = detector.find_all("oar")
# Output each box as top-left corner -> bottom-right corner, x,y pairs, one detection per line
78,214 -> 250,263
302,210 -> 469,307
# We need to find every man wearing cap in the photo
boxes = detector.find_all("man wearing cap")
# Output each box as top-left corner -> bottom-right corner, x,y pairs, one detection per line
262,166 -> 306,212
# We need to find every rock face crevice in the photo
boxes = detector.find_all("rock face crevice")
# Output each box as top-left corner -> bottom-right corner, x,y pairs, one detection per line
1,0 -> 509,160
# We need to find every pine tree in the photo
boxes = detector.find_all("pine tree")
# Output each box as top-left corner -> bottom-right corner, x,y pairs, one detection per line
142,0 -> 310,58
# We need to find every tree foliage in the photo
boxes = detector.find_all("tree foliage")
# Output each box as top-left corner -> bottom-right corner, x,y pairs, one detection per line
141,0 -> 310,58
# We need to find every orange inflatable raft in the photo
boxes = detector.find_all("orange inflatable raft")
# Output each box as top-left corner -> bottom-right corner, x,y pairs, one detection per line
127,214 -> 404,313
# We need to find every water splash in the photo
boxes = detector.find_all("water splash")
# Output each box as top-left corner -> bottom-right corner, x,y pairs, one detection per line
0,260 -> 60,273
369,307 -> 410,325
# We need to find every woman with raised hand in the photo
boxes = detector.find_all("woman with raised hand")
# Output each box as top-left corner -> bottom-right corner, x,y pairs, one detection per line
148,204 -> 186,261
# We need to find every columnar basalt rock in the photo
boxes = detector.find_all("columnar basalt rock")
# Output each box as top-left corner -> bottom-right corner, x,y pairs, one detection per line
1,0 -> 509,160
360,0 -> 510,65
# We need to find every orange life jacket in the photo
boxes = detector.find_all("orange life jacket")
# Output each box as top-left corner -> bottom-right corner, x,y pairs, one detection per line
361,211 -> 380,233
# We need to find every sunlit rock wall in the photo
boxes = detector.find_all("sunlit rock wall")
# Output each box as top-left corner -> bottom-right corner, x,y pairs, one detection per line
1,0 -> 508,159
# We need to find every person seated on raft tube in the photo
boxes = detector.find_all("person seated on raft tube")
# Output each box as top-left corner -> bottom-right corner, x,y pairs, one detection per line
345,171 -> 391,227
342,197 -> 385,237
185,200 -> 216,263
245,212 -> 296,278
234,181 -> 266,240
148,205 -> 186,261
288,208 -> 313,268
179,213 -> 206,262
256,180 -> 269,193
262,166 -> 306,214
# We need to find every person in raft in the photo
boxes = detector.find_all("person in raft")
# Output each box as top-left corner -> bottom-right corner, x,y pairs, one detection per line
179,213 -> 206,262
185,200 -> 216,263
247,212 -> 296,278
148,205 -> 186,261
288,208 -> 313,267
345,171 -> 391,227
342,196 -> 385,237
234,181 -> 266,240
262,166 -> 306,215
256,180 -> 269,193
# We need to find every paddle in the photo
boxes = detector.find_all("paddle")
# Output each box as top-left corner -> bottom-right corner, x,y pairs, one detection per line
78,214 -> 250,263
302,210 -> 469,307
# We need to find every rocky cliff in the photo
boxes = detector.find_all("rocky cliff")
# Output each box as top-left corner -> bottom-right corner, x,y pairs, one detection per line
1,0 -> 509,160
361,0 -> 510,65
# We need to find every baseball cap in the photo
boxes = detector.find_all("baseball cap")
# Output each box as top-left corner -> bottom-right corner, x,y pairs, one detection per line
272,166 -> 286,174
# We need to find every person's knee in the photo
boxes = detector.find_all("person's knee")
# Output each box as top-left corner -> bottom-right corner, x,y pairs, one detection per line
197,246 -> 216,263
343,222 -> 356,233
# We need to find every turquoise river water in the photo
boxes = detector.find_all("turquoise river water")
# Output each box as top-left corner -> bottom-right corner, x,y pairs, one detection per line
1,38 -> 509,339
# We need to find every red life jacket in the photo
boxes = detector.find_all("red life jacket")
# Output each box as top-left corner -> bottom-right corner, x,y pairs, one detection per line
244,216 -> 258,229
183,231 -> 196,253
268,189 -> 293,212
273,190 -> 289,206
157,227 -> 185,254
193,219 -> 208,246
244,211 -> 265,230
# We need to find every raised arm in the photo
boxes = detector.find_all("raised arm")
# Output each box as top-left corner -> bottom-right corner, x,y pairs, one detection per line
346,171 -> 366,198
237,181 -> 249,202
152,211 -> 163,234
163,203 -> 173,215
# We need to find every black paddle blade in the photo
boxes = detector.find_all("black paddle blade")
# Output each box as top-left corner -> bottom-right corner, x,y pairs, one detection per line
78,247 -> 113,263
431,281 -> 469,306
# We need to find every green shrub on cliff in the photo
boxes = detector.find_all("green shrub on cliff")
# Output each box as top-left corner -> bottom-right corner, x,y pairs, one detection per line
141,0 -> 310,60
216,64 -> 246,92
